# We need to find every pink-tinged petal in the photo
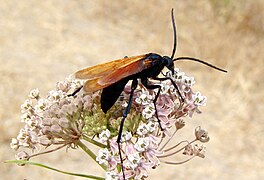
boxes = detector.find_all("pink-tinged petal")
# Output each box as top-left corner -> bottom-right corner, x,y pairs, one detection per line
134,160 -> 153,179
108,156 -> 118,170
109,139 -> 119,155
182,103 -> 197,118
158,115 -> 169,123
158,94 -> 175,108
126,142 -> 137,155
123,170 -> 135,179
157,107 -> 172,117
145,149 -> 160,166
148,134 -> 161,146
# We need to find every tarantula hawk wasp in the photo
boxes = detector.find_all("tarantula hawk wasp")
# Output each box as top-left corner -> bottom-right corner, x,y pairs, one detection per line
71,9 -> 227,179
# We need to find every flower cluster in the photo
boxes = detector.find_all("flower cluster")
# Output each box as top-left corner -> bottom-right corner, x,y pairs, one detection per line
11,68 -> 210,180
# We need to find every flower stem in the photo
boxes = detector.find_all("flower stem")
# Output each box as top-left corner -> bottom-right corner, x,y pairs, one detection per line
82,135 -> 107,148
30,144 -> 67,158
5,160 -> 105,180
159,129 -> 178,150
77,140 -> 107,171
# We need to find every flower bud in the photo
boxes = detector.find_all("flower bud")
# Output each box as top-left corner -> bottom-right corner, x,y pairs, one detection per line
195,126 -> 210,143
15,151 -> 30,166
175,119 -> 185,129
29,88 -> 40,99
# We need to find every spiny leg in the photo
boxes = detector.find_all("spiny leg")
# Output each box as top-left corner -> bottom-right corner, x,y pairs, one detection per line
141,78 -> 163,130
153,77 -> 184,103
117,79 -> 138,180
141,76 -> 184,130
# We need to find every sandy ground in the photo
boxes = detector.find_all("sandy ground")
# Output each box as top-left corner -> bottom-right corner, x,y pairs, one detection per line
1,0 -> 264,179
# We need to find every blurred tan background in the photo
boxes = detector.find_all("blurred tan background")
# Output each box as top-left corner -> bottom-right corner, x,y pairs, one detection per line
1,0 -> 263,179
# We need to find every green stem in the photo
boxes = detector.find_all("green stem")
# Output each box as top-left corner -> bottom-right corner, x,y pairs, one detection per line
77,140 -> 107,171
82,135 -> 107,148
5,160 -> 104,180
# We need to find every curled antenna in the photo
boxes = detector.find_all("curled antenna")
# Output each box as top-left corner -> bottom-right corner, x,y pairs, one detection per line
173,57 -> 227,73
170,8 -> 177,59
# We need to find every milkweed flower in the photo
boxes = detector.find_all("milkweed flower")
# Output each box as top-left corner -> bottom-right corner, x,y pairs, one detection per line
10,69 -> 210,179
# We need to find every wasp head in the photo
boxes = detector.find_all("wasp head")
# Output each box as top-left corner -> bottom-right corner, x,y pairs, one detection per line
163,56 -> 175,75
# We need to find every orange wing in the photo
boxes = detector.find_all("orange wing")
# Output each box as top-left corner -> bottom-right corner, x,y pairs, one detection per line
75,54 -> 149,80
76,53 -> 153,93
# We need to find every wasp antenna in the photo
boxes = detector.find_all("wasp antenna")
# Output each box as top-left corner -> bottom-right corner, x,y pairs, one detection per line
173,57 -> 227,73
170,8 -> 177,59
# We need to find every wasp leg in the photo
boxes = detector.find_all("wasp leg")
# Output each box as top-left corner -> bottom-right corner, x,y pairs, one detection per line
153,77 -> 184,102
141,78 -> 163,130
67,86 -> 83,97
117,78 -> 138,180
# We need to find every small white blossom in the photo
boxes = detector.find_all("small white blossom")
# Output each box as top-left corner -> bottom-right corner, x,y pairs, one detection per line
47,90 -> 65,102
34,98 -> 48,113
121,131 -> 132,142
136,124 -> 149,136
142,103 -> 155,119
15,151 -> 30,161
56,81 -> 70,92
160,82 -> 170,94
96,148 -> 110,165
172,70 -> 185,83
68,78 -> 83,90
134,137 -> 150,152
28,88 -> 40,99
20,113 -> 30,123
146,120 -> 158,132
105,171 -> 119,180
20,99 -> 33,113
126,153 -> 141,170
10,138 -> 19,150
99,129 -> 111,143
135,90 -> 153,105
193,92 -> 207,106
184,76 -> 195,87
25,117 -> 38,128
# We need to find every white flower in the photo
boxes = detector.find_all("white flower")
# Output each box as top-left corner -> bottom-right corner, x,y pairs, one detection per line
166,68 -> 180,77
99,129 -> 111,143
20,99 -> 33,113
69,78 -> 83,90
125,153 -> 141,170
47,90 -> 65,102
136,124 -> 149,136
56,81 -> 70,92
20,113 -> 30,123
184,76 -> 195,87
160,82 -> 170,94
29,88 -> 40,99
15,151 -> 30,161
134,137 -> 150,152
10,138 -> 19,150
135,90 -> 153,105
105,171 -> 119,180
146,120 -> 158,132
34,98 -> 48,113
96,148 -> 110,165
25,117 -> 38,128
121,131 -> 132,142
193,92 -> 207,106
142,103 -> 155,119
168,69 -> 185,83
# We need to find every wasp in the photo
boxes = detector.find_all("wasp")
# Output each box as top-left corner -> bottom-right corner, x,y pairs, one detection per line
72,9 -> 227,179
